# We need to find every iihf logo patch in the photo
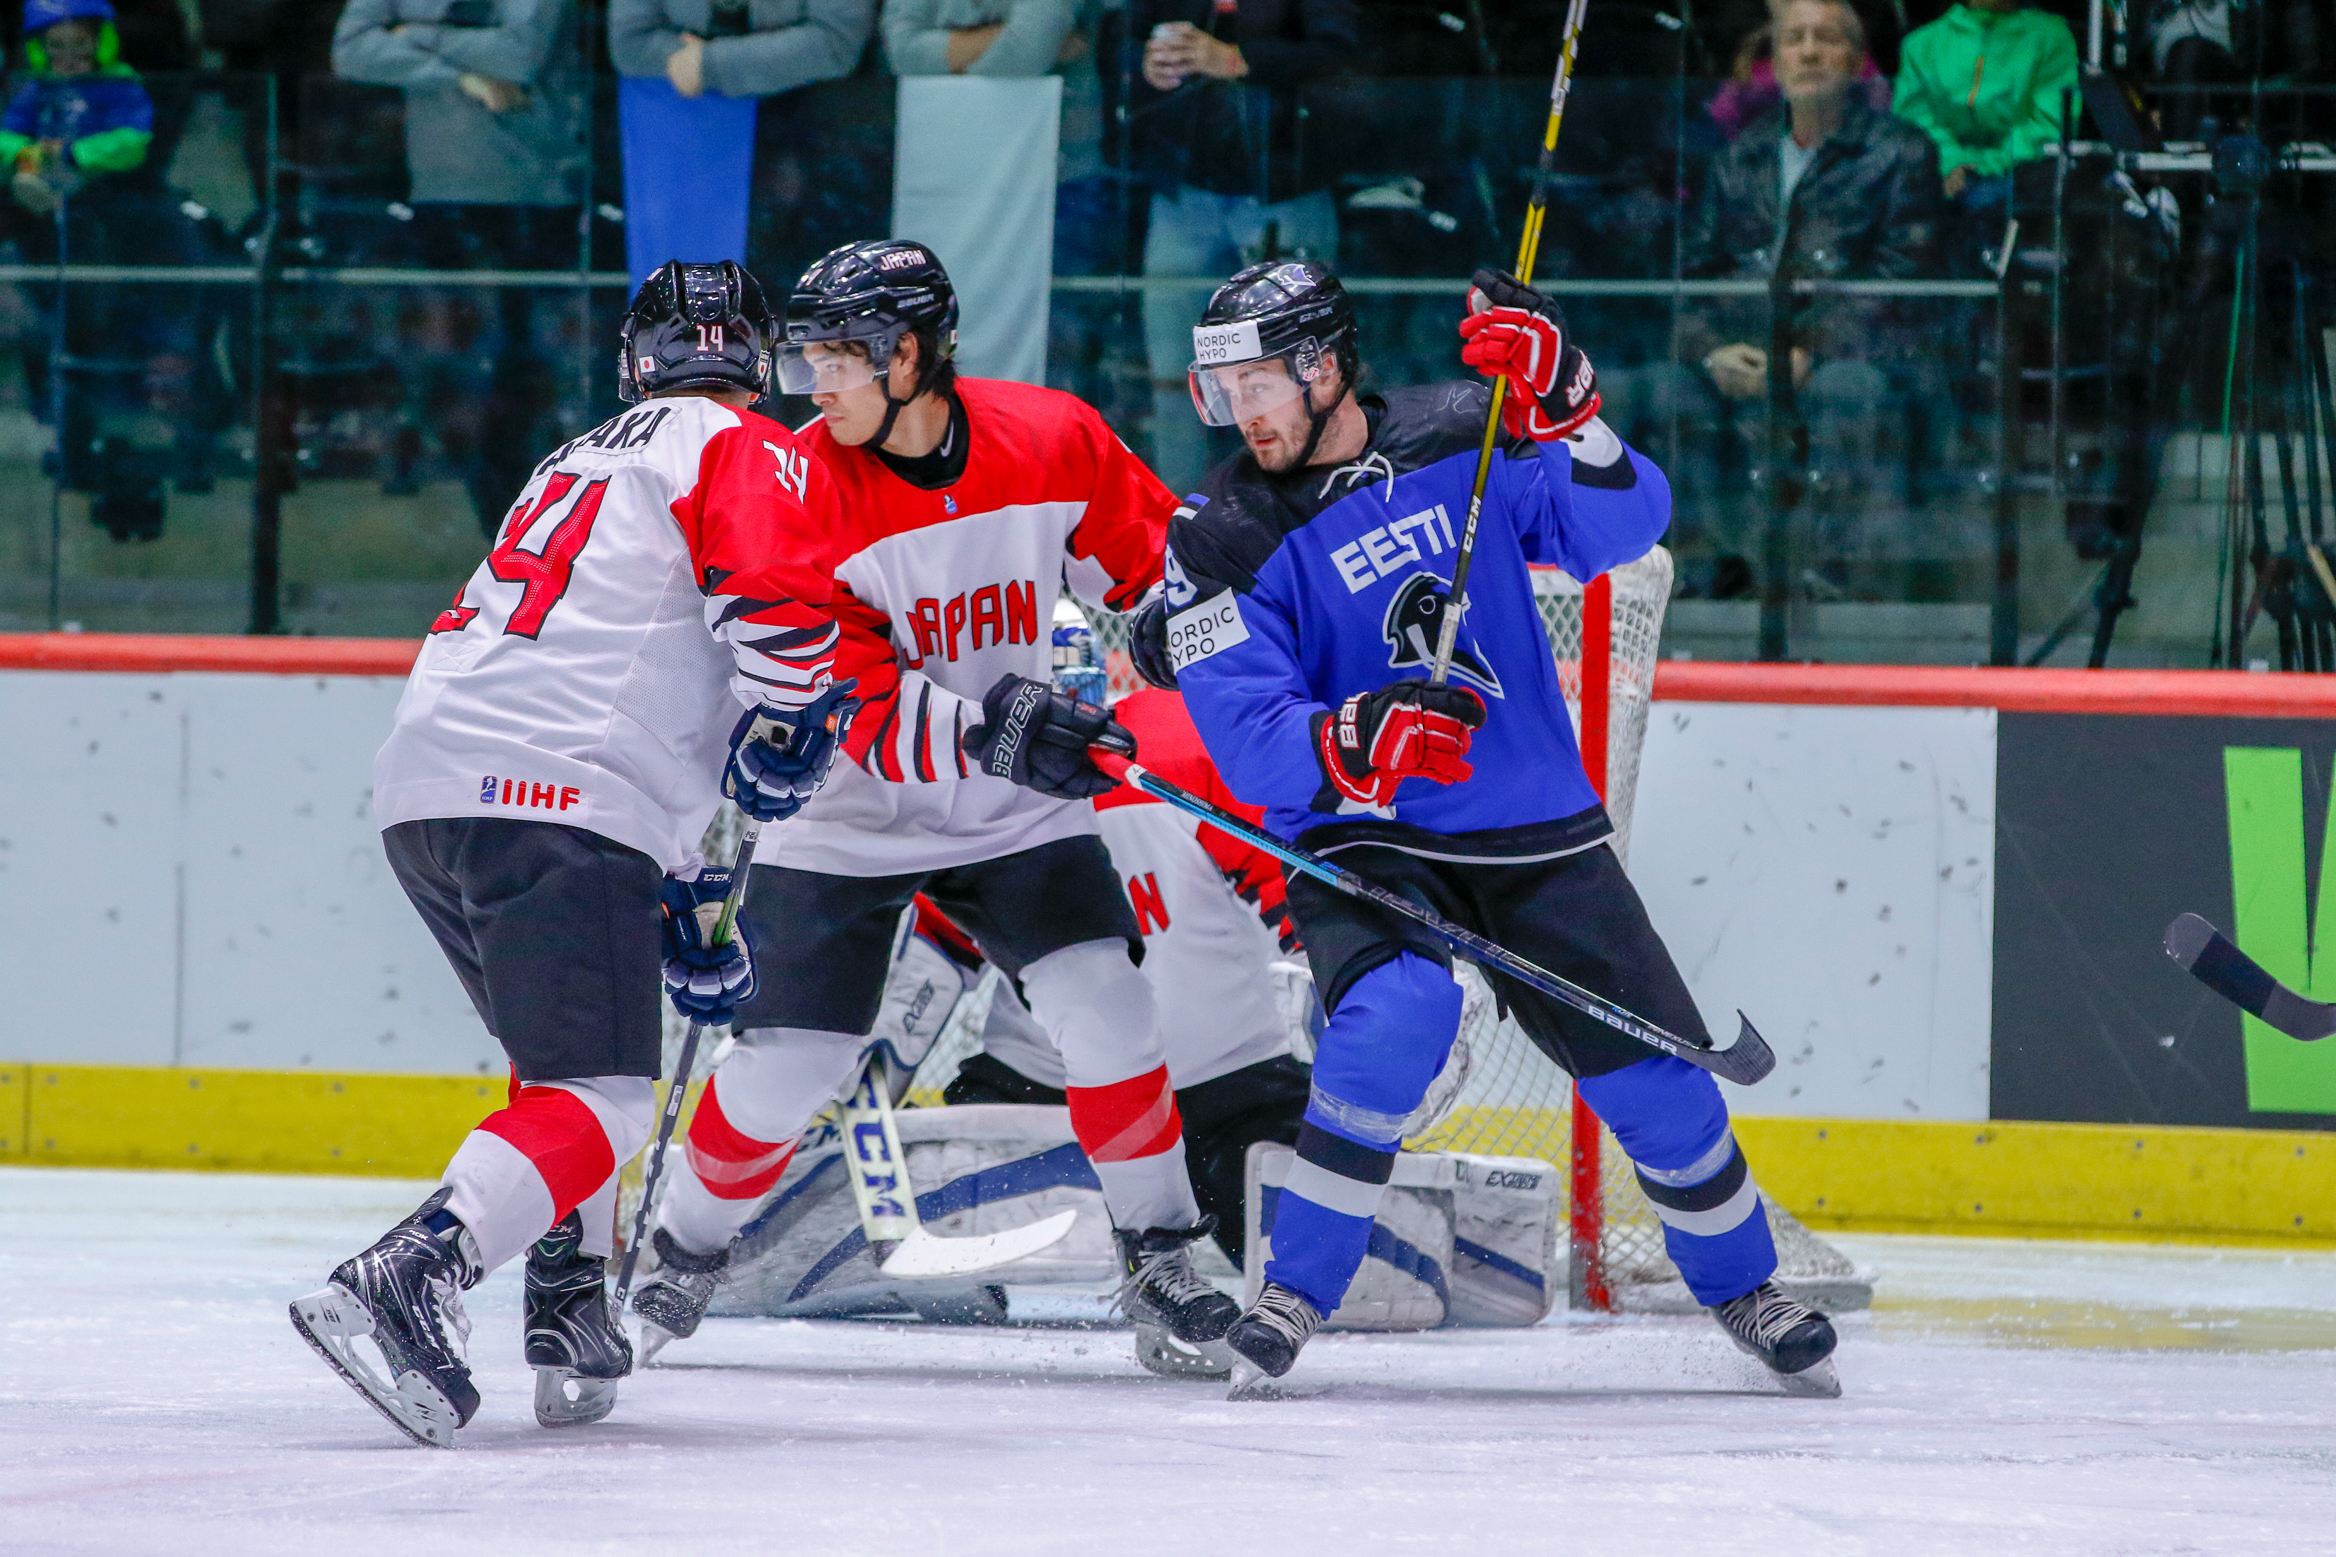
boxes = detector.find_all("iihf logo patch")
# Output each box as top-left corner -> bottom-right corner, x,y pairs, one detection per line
1382,573 -> 1503,697
944,495 -> 957,514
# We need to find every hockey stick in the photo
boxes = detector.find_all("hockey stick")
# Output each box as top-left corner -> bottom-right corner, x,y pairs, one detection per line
836,1048 -> 1078,1279
1089,750 -> 1775,1086
2163,912 -> 2336,1041
1429,0 -> 1589,688
612,817 -> 764,1316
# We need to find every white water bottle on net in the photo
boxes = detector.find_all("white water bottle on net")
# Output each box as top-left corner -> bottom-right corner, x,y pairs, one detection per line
1402,547 -> 1867,1314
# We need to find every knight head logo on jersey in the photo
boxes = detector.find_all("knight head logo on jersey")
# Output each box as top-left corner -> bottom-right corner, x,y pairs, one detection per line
1382,573 -> 1503,697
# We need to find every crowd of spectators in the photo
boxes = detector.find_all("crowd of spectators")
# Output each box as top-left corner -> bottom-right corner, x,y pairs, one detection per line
0,0 -> 2325,554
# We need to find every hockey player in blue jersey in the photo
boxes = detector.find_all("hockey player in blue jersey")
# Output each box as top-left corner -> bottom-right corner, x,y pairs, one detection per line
1130,260 -> 1840,1396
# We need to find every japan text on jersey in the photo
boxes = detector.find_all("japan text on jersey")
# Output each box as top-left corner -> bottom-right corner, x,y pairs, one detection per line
1163,383 -> 1672,855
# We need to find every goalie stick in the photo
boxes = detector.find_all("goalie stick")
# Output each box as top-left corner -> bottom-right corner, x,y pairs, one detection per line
837,1049 -> 1078,1279
2163,912 -> 2336,1040
1088,749 -> 1776,1087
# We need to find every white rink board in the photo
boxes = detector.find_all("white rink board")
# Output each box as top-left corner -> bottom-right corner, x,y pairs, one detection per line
1632,702 -> 1997,1121
1,669 -> 1992,1116
0,669 -> 497,1075
8,1166 -> 2336,1557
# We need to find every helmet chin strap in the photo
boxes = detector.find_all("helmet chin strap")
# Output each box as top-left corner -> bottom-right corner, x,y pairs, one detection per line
1290,370 -> 1345,469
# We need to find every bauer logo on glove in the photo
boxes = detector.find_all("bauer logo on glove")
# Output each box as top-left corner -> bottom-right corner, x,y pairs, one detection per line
1458,266 -> 1600,444
658,867 -> 756,1026
963,673 -> 1137,800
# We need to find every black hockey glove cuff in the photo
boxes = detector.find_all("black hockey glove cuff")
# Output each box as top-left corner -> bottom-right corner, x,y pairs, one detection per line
963,674 -> 1135,800
1458,267 -> 1600,443
1129,589 -> 1178,690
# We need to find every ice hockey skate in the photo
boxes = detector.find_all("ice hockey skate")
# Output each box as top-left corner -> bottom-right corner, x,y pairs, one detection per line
1224,1280 -> 1323,1400
631,1228 -> 733,1362
1710,1280 -> 1841,1397
523,1211 -> 631,1427
1113,1221 -> 1241,1352
288,1187 -> 481,1448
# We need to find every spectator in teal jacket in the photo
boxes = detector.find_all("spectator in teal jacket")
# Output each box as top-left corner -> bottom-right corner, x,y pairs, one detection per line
1891,0 -> 2078,201
1,0 -> 151,216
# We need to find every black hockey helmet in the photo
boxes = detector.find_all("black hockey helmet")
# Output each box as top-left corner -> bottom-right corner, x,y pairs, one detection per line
780,238 -> 959,401
618,260 -> 777,405
1188,260 -> 1358,431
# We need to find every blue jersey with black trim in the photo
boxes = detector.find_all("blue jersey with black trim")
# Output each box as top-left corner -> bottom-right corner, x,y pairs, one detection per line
1163,382 -> 1672,857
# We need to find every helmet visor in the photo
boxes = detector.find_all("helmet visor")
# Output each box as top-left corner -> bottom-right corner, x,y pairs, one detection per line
776,340 -> 884,397
1189,354 -> 1314,428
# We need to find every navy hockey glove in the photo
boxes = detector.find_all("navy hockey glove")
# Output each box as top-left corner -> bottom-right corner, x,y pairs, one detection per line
1313,679 -> 1487,810
658,867 -> 755,1025
1129,591 -> 1178,690
1458,267 -> 1600,443
723,678 -> 860,824
963,673 -> 1136,800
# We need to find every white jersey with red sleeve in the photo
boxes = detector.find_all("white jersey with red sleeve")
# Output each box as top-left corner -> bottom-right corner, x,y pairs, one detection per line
373,395 -> 840,872
756,377 -> 1172,878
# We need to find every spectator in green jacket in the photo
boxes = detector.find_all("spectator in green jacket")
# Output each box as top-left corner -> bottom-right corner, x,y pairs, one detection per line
1891,0 -> 2077,202
1,0 -> 151,217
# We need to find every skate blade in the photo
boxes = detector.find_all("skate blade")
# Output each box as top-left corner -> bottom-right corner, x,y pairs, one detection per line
1777,1356 -> 1843,1399
1134,1323 -> 1234,1381
533,1367 -> 619,1428
636,1319 -> 678,1368
289,1285 -> 459,1449
1226,1358 -> 1294,1401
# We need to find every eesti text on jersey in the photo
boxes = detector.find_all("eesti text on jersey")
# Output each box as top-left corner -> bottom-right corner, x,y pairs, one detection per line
757,377 -> 1174,878
1163,382 -> 1672,856
373,395 -> 840,872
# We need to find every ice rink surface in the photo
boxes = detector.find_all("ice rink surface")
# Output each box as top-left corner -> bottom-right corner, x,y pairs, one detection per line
7,1167 -> 2336,1557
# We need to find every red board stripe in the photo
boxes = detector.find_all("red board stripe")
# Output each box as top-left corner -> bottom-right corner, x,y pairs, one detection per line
8,631 -> 2336,719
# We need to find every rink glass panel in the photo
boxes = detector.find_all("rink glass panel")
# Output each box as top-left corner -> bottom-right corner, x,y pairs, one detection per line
0,59 -> 2316,670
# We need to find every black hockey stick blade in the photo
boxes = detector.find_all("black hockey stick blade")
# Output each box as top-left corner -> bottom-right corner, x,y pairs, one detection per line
1712,1011 -> 1778,1088
2163,912 -> 2336,1041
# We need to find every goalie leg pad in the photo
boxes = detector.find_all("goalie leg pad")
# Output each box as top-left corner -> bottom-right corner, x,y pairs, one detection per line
444,1075 -> 652,1276
1579,1056 -> 1778,1306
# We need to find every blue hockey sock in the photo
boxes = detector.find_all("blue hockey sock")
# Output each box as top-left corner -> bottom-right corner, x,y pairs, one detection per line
1577,1056 -> 1777,1306
1261,953 -> 1460,1315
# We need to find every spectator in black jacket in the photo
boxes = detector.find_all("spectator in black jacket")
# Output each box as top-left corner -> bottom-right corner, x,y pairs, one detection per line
1606,0 -> 1949,593
1125,0 -> 1359,490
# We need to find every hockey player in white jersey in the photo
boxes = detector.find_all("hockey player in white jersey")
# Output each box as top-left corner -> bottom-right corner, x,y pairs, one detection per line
289,262 -> 855,1447
631,240 -> 1240,1357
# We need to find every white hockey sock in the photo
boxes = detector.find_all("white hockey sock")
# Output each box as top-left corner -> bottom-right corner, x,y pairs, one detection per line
441,1075 -> 653,1277
1022,939 -> 1202,1232
655,1027 -> 869,1257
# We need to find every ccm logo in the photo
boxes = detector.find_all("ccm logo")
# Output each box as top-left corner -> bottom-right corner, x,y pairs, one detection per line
1481,1169 -> 1542,1190
481,776 -> 582,811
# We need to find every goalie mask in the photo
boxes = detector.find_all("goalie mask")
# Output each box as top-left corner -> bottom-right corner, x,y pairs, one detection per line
1188,261 -> 1358,459
617,260 -> 778,405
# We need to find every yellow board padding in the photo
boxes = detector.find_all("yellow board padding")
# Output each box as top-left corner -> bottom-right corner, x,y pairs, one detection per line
8,1064 -> 2336,1247
1735,1116 -> 2336,1247
10,1062 -> 506,1178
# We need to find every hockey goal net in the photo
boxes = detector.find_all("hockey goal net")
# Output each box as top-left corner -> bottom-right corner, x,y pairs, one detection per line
1398,549 -> 1863,1312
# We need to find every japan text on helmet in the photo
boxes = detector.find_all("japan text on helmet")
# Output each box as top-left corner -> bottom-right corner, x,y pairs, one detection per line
617,260 -> 777,405
1187,261 -> 1358,430
780,239 -> 960,401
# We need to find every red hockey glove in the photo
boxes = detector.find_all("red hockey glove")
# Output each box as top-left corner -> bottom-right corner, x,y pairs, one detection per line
1314,679 -> 1488,810
1458,267 -> 1600,443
